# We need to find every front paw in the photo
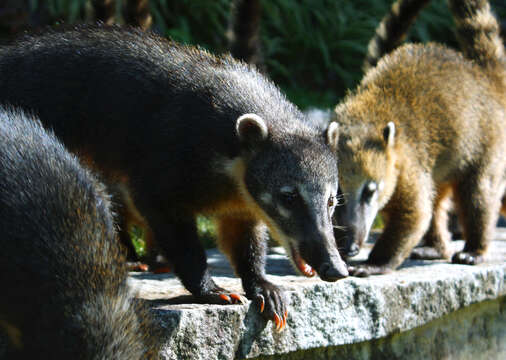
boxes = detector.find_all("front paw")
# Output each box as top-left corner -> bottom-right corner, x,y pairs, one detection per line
452,251 -> 484,265
347,264 -> 391,277
250,281 -> 288,331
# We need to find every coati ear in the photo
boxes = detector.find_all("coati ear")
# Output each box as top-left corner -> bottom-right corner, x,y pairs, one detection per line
236,113 -> 268,145
326,121 -> 339,150
382,122 -> 395,147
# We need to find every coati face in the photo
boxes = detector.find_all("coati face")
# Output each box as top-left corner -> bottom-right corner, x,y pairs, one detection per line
236,114 -> 348,281
334,121 -> 397,258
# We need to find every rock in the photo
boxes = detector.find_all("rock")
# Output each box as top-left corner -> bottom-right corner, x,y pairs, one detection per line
129,229 -> 506,359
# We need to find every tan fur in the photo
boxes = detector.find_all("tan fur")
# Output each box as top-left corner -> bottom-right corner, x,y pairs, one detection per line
335,36 -> 506,272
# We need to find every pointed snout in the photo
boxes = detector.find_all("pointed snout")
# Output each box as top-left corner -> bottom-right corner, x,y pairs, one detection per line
319,258 -> 349,282
300,226 -> 349,282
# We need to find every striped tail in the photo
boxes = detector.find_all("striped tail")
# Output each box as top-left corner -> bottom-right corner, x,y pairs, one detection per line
363,0 -> 432,72
448,0 -> 505,68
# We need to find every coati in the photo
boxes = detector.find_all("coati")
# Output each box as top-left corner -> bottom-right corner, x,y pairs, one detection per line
333,0 -> 506,276
336,0 -> 433,258
0,26 -> 347,328
0,107 -> 161,359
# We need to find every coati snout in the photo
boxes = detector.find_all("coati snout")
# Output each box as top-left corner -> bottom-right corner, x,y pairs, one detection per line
335,122 -> 396,258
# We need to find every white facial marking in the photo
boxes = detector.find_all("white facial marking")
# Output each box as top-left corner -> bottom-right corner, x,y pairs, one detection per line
280,185 -> 296,194
277,204 -> 291,219
260,192 -> 272,205
367,182 -> 377,193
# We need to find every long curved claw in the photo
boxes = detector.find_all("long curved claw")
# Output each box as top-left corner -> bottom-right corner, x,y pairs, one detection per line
219,294 -> 232,303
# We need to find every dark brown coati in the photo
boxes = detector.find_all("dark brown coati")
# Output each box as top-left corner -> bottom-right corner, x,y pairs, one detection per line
0,25 -> 347,328
0,107 -> 161,359
333,0 -> 506,276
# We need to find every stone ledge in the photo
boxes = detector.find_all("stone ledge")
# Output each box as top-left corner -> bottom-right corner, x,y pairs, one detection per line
130,229 -> 506,360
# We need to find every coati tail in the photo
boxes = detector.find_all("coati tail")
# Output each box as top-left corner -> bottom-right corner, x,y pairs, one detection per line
448,0 -> 505,68
363,0 -> 432,72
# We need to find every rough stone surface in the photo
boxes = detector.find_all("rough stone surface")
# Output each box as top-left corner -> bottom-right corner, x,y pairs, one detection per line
129,229 -> 506,360
1,231 -> 504,359
256,297 -> 506,360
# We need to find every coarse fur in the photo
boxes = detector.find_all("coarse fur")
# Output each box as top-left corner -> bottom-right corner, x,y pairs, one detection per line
0,25 -> 347,325
333,0 -> 506,276
363,0 -> 432,72
0,107 -> 161,359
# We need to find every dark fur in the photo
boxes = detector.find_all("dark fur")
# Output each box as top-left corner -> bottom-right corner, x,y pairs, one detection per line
0,108 -> 161,359
0,25 -> 346,323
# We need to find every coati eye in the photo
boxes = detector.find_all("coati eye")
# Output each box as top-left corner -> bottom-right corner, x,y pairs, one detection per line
279,186 -> 298,203
361,182 -> 377,202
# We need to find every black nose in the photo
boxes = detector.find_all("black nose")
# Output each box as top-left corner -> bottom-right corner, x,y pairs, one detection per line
319,262 -> 349,282
346,243 -> 360,257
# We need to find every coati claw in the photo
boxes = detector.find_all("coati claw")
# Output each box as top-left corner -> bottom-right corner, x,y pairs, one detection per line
274,313 -> 281,331
219,294 -> 232,303
230,293 -> 247,304
126,261 -> 149,272
257,295 -> 265,313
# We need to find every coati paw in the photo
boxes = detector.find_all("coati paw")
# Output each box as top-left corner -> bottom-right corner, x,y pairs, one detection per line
252,282 -> 288,331
451,251 -> 484,265
410,246 -> 446,260
126,261 -> 150,272
347,264 -> 391,277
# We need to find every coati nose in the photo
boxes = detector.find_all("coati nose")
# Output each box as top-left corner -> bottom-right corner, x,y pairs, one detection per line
347,243 -> 360,257
319,261 -> 349,282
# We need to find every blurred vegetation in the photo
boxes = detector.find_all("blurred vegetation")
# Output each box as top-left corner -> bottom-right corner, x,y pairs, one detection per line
2,0 -> 504,109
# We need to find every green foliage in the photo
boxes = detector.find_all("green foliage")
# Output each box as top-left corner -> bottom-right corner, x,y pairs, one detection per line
196,216 -> 218,249
130,225 -> 146,256
17,0 -> 506,109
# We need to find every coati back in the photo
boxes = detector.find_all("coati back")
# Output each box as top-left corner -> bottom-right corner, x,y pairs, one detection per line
0,26 -> 347,328
333,0 -> 506,276
0,107 -> 161,359
363,0 -> 432,72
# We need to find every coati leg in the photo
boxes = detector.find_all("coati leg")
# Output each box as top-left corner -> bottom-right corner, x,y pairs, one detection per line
411,183 -> 453,260
452,169 -> 504,264
148,212 -> 244,304
217,216 -> 287,329
349,171 -> 433,276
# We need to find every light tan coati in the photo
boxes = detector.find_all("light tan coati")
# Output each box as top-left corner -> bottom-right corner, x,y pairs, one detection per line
333,0 -> 506,276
